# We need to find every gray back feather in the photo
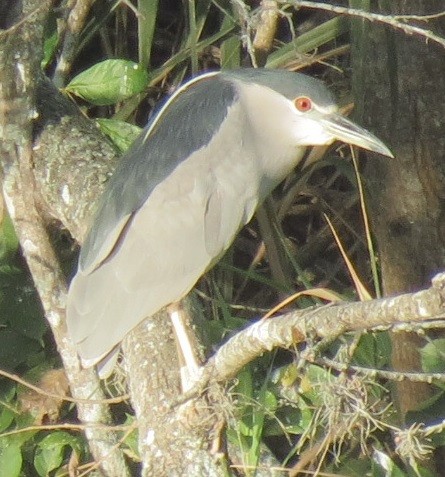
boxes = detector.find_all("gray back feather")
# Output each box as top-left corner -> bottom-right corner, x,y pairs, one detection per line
79,68 -> 335,271
80,74 -> 237,271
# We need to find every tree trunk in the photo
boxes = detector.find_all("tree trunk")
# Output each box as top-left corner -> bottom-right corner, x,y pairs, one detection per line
0,2 -> 228,475
351,0 -> 445,469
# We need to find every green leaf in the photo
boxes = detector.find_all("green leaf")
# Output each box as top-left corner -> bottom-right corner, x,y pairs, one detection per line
96,118 -> 141,152
300,364 -> 334,406
0,441 -> 22,477
353,332 -> 391,369
266,17 -> 349,69
264,407 -> 305,436
420,338 -> 445,373
0,406 -> 15,433
0,214 -> 19,262
0,330 -> 41,369
34,432 -> 82,477
137,0 -> 159,68
220,34 -> 241,69
120,414 -> 140,461
262,389 -> 277,413
65,60 -> 149,105
41,15 -> 58,70
372,449 -> 410,477
0,262 -> 46,344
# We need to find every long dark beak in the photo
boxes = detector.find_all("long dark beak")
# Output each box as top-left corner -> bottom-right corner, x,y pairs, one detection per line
321,114 -> 394,158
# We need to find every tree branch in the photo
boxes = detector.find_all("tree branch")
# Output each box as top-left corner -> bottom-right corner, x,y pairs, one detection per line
0,3 -> 129,476
288,1 -> 445,49
53,0 -> 95,87
3,6 -> 228,475
177,273 -> 445,400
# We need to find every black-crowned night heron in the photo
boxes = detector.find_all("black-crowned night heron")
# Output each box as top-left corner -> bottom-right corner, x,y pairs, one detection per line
66,68 -> 392,376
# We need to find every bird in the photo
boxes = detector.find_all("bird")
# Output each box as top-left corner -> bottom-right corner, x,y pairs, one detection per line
66,68 -> 393,377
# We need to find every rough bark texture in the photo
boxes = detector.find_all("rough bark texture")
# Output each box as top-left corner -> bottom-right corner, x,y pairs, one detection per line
351,0 -> 445,440
33,78 -> 119,241
0,2 -> 130,476
215,281 -> 445,377
0,3 -> 228,476
122,310 -> 227,477
6,1 -> 445,474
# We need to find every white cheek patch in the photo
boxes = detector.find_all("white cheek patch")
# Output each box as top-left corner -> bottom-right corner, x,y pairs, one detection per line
292,117 -> 334,146
289,101 -> 338,146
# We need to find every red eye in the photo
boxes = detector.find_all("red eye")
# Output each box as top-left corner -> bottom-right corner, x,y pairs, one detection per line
294,96 -> 312,112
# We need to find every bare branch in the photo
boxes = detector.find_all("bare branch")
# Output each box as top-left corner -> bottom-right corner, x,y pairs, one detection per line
288,1 -> 445,49
53,0 -> 95,87
211,276 -> 443,381
253,0 -> 280,66
175,273 -> 445,403
0,3 -> 130,476
316,357 -> 445,384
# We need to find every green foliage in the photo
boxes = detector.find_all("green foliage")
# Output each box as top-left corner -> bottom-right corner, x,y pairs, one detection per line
266,16 -> 349,68
0,272 -> 46,369
228,364 -> 278,470
0,212 -> 74,475
4,0 -> 442,475
0,423 -> 38,477
0,439 -> 22,477
34,432 -> 84,477
137,0 -> 160,68
41,14 -> 58,70
65,59 -> 149,105
119,414 -> 139,462
0,214 -> 46,369
0,214 -> 18,261
352,332 -> 392,369
96,118 -> 141,152
421,339 -> 445,374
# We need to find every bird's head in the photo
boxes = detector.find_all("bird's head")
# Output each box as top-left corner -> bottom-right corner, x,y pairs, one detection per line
225,69 -> 394,158
288,94 -> 393,157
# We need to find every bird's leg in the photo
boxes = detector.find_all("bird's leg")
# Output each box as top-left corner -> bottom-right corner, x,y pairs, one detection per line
168,302 -> 202,392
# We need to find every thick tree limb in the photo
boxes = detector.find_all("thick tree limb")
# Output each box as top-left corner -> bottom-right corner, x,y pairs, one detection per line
122,310 -> 228,477
0,3 -> 129,476
4,2 -> 445,475
33,77 -> 119,241
175,273 -> 445,399
3,5 -> 228,476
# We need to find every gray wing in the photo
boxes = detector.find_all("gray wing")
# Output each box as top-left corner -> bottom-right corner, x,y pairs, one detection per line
79,68 -> 333,274
79,73 -> 237,273
67,73 -> 262,364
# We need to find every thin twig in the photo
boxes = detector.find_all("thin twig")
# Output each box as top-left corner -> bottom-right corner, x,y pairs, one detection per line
172,273 -> 445,406
0,421 -> 134,439
287,1 -> 445,49
53,0 -> 95,87
0,368 -> 129,405
315,356 -> 445,384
